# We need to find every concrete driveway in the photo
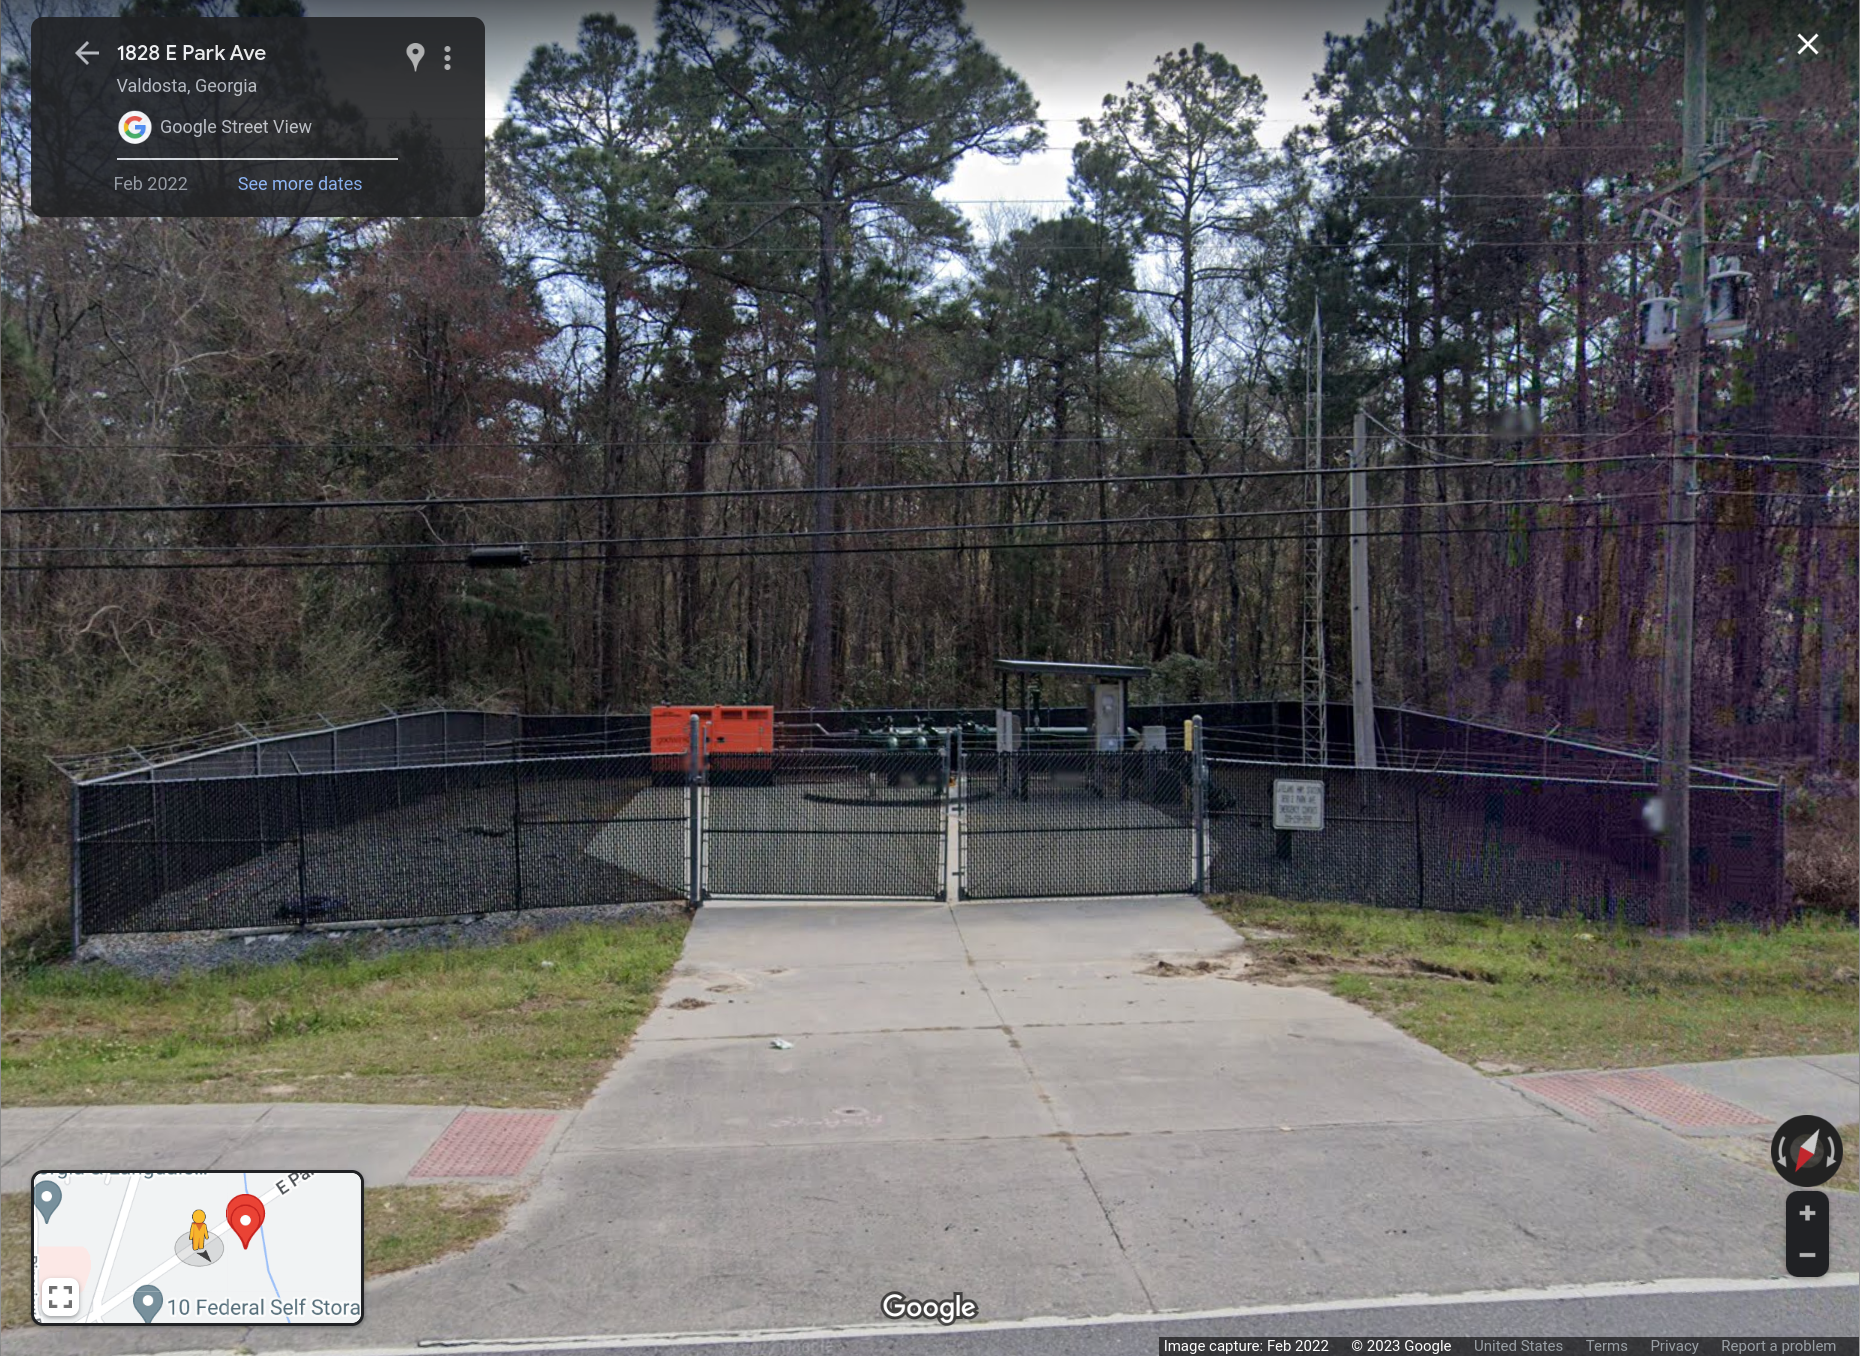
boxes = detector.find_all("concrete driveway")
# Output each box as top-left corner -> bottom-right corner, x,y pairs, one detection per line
13,895 -> 1851,1353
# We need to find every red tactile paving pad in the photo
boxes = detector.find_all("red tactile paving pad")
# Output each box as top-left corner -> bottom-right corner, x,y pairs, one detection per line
1512,1069 -> 1767,1128
410,1111 -> 557,1179
1510,1072 -> 1618,1121
1595,1069 -> 1769,1127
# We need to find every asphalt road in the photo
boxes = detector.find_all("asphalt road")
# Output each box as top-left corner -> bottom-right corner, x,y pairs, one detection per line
129,1278 -> 1860,1356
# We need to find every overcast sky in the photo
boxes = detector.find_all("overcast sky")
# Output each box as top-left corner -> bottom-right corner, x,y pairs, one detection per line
304,0 -> 1537,218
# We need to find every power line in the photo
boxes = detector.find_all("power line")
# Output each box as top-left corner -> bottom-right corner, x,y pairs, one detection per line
2,450 -> 1841,520
9,507 -> 1842,573
5,431 -> 1847,451
476,190 -> 1836,207
0,491 -> 1672,558
438,235 -> 1799,254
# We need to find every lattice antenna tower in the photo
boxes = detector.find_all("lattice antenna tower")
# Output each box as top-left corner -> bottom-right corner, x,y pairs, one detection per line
1300,303 -> 1328,767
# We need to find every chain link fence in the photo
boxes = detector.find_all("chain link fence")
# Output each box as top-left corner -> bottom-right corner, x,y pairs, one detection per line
1205,759 -> 1785,927
63,706 -> 1785,940
73,752 -> 688,937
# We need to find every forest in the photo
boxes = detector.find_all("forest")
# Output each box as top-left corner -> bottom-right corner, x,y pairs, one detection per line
1,0 -> 1854,881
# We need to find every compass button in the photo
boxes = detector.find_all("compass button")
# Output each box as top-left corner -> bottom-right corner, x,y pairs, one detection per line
1771,1114 -> 1843,1188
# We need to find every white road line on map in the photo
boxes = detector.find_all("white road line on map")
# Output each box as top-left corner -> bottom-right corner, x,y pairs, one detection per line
92,1180 -> 289,1323
85,1175 -> 138,1321
201,1273 -> 1860,1356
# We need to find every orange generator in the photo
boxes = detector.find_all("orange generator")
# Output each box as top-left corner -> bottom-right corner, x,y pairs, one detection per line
650,705 -> 774,783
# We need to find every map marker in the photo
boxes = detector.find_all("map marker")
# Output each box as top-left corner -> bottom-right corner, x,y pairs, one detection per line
134,1284 -> 162,1322
34,1180 -> 61,1222
226,1193 -> 265,1249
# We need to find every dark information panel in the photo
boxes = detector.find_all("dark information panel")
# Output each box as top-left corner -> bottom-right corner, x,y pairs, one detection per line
31,17 -> 484,217
1158,1343 -> 1857,1356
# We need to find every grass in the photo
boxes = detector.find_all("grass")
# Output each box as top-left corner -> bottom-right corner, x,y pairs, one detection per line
0,1185 -> 521,1328
1209,894 -> 1859,1072
0,916 -> 688,1107
1,864 -> 69,972
0,1193 -> 24,1329
364,1184 -> 522,1279
1784,783 -> 1858,918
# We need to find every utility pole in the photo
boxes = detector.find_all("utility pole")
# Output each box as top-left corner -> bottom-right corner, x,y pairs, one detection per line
1349,410 -> 1377,770
1301,304 -> 1328,767
1656,0 -> 1707,937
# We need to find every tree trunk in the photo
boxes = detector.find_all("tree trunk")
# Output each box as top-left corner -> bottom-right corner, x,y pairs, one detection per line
1815,539 -> 1843,766
1789,455 -> 1823,752
678,419 -> 711,673
1401,258 -> 1425,702
1094,305 -> 1114,657
597,276 -> 624,708
1169,223 -> 1196,658
804,197 -> 838,707
1563,0 -> 1594,726
679,273 -> 729,674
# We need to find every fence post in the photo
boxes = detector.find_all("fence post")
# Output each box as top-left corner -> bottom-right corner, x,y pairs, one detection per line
150,769 -> 167,901
939,733 -> 952,901
69,783 -> 83,955
1773,787 -> 1788,926
687,713 -> 703,911
956,732 -> 968,900
1412,778 -> 1425,909
1191,715 -> 1206,895
289,752 -> 308,929
511,750 -> 523,916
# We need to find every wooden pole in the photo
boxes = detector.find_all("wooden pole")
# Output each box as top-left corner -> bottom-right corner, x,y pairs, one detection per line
1658,0 -> 1706,936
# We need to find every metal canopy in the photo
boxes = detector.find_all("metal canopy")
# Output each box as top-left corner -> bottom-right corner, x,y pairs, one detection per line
992,658 -> 1149,680
994,659 -> 1150,750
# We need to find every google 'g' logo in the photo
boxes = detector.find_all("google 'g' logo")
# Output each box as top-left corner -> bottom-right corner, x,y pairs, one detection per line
118,111 -> 151,143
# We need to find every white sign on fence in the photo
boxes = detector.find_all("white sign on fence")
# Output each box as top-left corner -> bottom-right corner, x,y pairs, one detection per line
1272,778 -> 1325,831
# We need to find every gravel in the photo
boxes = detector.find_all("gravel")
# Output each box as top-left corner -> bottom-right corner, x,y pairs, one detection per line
70,899 -> 688,981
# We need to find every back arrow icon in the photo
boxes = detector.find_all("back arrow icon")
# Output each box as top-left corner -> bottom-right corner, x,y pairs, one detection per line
75,42 -> 98,65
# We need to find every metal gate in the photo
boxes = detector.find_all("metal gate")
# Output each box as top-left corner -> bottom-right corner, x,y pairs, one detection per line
958,746 -> 1201,898
700,748 -> 948,899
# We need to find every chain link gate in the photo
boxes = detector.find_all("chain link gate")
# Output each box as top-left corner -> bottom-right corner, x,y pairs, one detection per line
957,737 -> 1202,899
695,739 -> 948,901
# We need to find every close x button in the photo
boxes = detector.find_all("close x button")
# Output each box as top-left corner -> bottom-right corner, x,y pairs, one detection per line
1787,1190 -> 1829,1277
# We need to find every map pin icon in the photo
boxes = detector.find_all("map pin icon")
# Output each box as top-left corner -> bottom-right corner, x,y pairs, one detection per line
34,1180 -> 61,1222
226,1193 -> 265,1249
406,42 -> 424,71
134,1284 -> 162,1322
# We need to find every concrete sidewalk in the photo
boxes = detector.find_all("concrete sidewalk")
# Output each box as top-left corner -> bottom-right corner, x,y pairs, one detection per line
5,896 -> 1855,1355
2,1103 -> 573,1194
8,1051 -> 1849,1193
